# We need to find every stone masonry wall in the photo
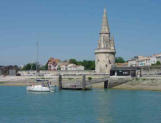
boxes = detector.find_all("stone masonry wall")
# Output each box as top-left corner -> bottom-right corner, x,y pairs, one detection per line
141,66 -> 161,76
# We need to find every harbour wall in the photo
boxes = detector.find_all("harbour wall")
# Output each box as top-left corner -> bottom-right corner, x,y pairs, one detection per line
141,66 -> 161,77
19,66 -> 161,77
19,70 -> 95,76
113,77 -> 161,91
108,76 -> 132,88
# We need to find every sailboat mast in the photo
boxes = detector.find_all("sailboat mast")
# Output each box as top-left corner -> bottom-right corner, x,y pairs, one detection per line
36,41 -> 39,73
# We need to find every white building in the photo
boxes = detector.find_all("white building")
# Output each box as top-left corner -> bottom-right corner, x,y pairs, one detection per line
128,56 -> 146,67
150,56 -> 157,65
153,53 -> 161,64
128,58 -> 137,67
128,53 -> 161,67
67,64 -> 84,70
47,58 -> 60,71
58,63 -> 84,71
60,65 -> 67,71
58,62 -> 69,71
137,57 -> 150,66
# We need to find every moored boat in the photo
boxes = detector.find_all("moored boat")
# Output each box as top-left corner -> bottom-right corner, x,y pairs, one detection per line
26,79 -> 54,92
26,84 -> 51,92
26,42 -> 54,92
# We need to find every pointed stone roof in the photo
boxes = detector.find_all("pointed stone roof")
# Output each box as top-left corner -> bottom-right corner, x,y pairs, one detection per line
100,8 -> 110,34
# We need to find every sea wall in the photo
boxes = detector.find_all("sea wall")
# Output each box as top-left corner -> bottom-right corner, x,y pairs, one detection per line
113,77 -> 161,91
92,76 -> 132,88
19,70 -> 96,76
108,76 -> 132,88
141,66 -> 161,77
18,70 -> 108,82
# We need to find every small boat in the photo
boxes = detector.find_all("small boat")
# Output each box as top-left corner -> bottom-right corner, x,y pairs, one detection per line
27,84 -> 51,92
27,80 -> 54,92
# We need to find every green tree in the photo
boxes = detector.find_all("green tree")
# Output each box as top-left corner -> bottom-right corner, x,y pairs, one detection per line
31,63 -> 37,70
80,60 -> 95,70
115,57 -> 125,63
156,61 -> 161,65
22,63 -> 37,70
68,59 -> 95,70
152,61 -> 161,66
69,59 -> 78,65
39,63 -> 48,70
22,63 -> 31,70
57,65 -> 61,70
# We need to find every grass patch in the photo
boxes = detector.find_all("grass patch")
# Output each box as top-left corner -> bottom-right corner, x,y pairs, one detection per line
135,78 -> 140,81
88,77 -> 92,81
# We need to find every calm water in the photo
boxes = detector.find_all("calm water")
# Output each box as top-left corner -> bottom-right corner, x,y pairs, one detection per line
0,87 -> 161,123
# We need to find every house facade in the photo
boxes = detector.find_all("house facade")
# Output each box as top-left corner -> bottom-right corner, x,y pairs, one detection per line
47,58 -> 84,71
128,58 -> 137,67
128,53 -> 161,67
47,57 -> 60,71
67,64 -> 84,71
58,63 -> 84,71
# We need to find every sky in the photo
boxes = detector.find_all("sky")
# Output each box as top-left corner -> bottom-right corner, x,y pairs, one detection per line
0,0 -> 161,65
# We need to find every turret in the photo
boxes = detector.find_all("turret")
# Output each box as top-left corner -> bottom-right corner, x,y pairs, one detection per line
95,8 -> 116,74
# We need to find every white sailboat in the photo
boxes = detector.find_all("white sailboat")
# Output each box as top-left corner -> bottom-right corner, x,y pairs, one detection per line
26,79 -> 54,92
27,85 -> 51,92
26,42 -> 54,92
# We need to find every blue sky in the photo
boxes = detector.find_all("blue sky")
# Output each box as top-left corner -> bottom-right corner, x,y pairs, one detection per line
0,0 -> 161,65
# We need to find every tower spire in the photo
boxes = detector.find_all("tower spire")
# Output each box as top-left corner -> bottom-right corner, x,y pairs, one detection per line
100,8 -> 110,34
95,8 -> 116,74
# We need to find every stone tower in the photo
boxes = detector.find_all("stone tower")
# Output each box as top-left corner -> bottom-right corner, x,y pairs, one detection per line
95,8 -> 116,74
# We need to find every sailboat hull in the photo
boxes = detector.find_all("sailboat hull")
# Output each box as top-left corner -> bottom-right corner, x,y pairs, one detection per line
26,85 -> 51,92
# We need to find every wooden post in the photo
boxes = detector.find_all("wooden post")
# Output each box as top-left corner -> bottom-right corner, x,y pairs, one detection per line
104,80 -> 108,88
82,75 -> 86,90
140,68 -> 142,77
59,74 -> 62,90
